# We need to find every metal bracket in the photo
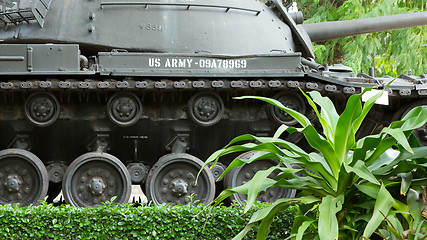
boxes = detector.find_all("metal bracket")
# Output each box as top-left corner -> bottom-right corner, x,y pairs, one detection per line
87,134 -> 110,152
399,74 -> 427,84
8,134 -> 31,150
166,134 -> 190,153
27,46 -> 33,71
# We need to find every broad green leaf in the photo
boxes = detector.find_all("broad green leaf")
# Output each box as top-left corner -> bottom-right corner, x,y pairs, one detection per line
210,176 -> 274,207
300,90 -> 335,143
269,137 -> 311,157
365,138 -> 398,166
274,128 -> 337,179
336,164 -> 353,194
274,176 -> 334,197
223,134 -> 268,148
373,146 -> 427,175
234,96 -> 311,127
272,126 -> 340,182
344,160 -> 379,185
244,167 -> 280,213
235,197 -> 319,240
256,201 -> 293,239
368,149 -> 400,171
334,93 -> 363,165
273,124 -> 289,141
407,188 -> 423,228
202,133 -> 311,175
219,151 -> 280,180
382,127 -> 413,154
400,106 -> 427,130
205,142 -> 292,180
291,212 -> 314,235
353,87 -> 386,133
392,199 -> 409,214
364,106 -> 427,167
355,182 -> 380,199
363,184 -> 395,238
318,195 -> 344,240
200,139 -> 258,173
278,152 -> 337,188
308,153 -> 334,175
384,218 -> 404,240
291,125 -> 340,179
308,91 -> 339,133
353,133 -> 384,164
397,172 -> 412,195
407,133 -> 421,148
232,223 -> 257,240
296,220 -> 316,240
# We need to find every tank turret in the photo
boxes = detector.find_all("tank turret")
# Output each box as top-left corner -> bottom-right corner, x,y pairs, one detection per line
0,0 -> 426,207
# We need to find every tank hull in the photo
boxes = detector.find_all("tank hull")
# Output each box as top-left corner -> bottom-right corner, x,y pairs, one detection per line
0,0 -> 426,207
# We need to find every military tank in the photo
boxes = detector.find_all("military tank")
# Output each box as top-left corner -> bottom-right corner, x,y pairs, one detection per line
0,0 -> 426,207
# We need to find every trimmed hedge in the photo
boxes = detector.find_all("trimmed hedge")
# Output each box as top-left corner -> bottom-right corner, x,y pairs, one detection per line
0,202 -> 296,239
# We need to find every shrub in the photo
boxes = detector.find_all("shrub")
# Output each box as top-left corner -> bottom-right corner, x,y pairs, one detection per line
0,201 -> 296,239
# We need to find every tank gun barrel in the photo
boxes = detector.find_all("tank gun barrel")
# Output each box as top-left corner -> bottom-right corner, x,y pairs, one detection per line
302,12 -> 427,42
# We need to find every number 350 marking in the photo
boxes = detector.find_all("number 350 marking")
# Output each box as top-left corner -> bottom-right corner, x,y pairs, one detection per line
138,24 -> 163,31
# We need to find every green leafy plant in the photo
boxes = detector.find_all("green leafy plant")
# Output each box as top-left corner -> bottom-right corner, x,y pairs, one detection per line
202,88 -> 427,239
0,201 -> 296,239
377,188 -> 427,240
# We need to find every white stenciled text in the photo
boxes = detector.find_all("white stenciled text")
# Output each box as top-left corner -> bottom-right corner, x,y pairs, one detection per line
148,58 -> 247,69
197,59 -> 247,69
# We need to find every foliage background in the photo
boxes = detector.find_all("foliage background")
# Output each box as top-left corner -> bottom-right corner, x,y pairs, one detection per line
300,0 -> 427,77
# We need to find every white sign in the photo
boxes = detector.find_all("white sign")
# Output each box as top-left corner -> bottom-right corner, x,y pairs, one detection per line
361,88 -> 389,105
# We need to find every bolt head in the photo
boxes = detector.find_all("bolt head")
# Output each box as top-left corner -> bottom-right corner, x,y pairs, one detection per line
108,180 -> 114,187
80,176 -> 87,183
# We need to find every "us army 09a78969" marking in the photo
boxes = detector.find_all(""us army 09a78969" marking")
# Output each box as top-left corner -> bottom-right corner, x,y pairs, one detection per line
148,58 -> 247,69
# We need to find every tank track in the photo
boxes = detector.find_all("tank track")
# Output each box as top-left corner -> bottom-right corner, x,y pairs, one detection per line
0,77 -> 422,98
0,76 -> 423,207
